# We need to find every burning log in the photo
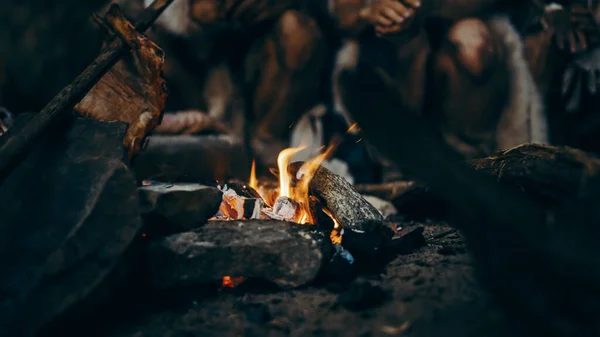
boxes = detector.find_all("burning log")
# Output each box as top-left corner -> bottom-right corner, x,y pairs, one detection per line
288,162 -> 394,257
393,144 -> 600,219
139,182 -> 222,236
218,183 -> 265,220
131,135 -> 248,182
145,220 -> 330,289
271,196 -> 301,222
0,117 -> 141,337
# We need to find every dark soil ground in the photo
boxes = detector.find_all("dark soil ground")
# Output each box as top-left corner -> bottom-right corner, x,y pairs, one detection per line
78,224 -> 512,337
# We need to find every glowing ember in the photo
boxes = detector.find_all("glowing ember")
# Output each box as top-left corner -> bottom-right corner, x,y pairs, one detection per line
347,122 -> 359,133
222,276 -> 245,288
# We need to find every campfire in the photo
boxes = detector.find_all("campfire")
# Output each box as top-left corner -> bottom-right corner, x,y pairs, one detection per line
203,137 -> 420,288
214,144 -> 340,227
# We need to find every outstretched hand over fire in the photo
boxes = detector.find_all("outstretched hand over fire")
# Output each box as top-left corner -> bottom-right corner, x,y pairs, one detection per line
359,0 -> 421,35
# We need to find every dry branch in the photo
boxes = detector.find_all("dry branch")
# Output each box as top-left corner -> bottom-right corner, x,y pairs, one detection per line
0,0 -> 174,184
354,180 -> 414,200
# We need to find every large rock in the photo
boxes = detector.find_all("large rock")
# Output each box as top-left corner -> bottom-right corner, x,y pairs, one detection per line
0,116 -> 142,337
145,220 -> 331,289
139,182 -> 222,235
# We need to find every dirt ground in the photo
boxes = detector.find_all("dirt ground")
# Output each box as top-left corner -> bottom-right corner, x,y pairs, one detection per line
68,224 -> 513,337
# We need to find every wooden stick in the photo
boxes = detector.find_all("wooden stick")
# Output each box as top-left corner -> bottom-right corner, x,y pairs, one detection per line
0,0 -> 174,184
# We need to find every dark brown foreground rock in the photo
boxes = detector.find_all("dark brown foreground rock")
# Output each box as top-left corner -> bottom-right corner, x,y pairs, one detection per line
0,116 -> 141,337
139,182 -> 222,235
132,135 -> 248,182
145,220 -> 331,290
289,162 -> 394,258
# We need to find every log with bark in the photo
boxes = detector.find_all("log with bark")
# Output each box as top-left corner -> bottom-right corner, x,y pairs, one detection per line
288,162 -> 395,258
354,180 -> 414,200
338,63 -> 600,337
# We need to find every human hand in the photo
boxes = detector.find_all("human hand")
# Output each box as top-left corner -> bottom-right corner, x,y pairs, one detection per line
359,0 -> 421,35
544,4 -> 599,54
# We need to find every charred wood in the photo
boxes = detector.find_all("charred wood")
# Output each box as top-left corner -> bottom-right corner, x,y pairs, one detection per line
145,220 -> 331,290
381,225 -> 425,256
219,181 -> 263,199
132,135 -> 248,182
219,183 -> 265,220
0,117 -> 141,337
288,162 -> 394,258
139,182 -> 222,237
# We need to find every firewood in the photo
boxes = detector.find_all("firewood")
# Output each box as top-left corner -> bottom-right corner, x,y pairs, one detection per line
0,0 -> 174,184
139,182 -> 222,236
219,183 -> 265,220
153,110 -> 230,135
288,162 -> 394,258
132,135 -> 248,182
338,63 -> 600,336
0,117 -> 142,337
353,180 -> 414,200
145,220 -> 331,289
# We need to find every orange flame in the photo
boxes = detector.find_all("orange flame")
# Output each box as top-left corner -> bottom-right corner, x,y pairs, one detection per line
347,122 -> 359,133
249,160 -> 258,190
322,207 -> 342,244
222,276 -> 245,288
294,143 -> 337,224
277,147 -> 305,199
247,142 -> 341,229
